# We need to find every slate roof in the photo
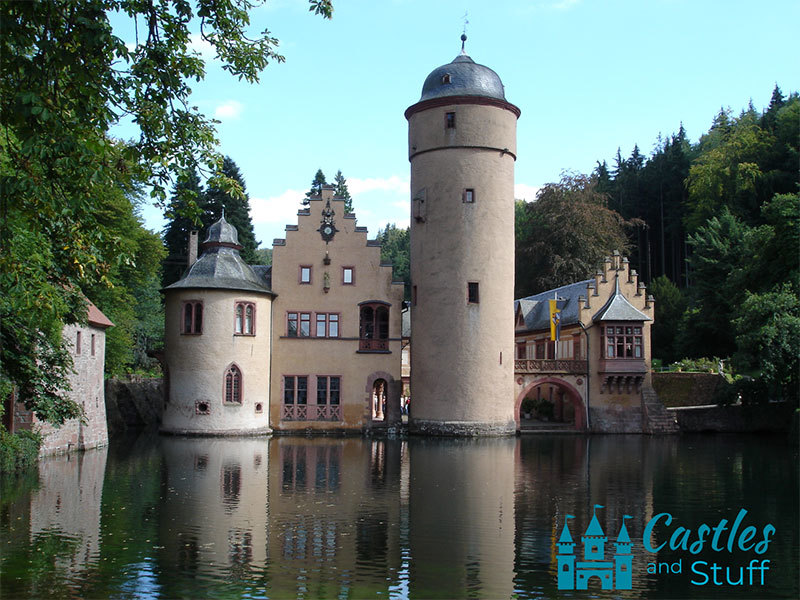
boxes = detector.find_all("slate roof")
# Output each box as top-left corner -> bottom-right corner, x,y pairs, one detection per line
419,51 -> 507,102
164,217 -> 274,295
514,279 -> 593,332
514,274 -> 650,333
592,277 -> 651,322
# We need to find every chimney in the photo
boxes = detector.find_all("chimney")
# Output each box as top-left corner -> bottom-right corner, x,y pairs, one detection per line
188,230 -> 199,267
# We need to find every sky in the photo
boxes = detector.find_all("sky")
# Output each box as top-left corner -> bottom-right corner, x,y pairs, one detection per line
111,0 -> 799,249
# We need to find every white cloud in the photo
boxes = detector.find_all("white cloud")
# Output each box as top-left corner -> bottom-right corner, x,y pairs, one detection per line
515,183 -> 541,202
250,189 -> 306,225
188,33 -> 216,60
214,100 -> 244,119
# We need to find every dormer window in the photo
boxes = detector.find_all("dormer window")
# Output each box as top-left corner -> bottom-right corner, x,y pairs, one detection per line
442,73 -> 452,84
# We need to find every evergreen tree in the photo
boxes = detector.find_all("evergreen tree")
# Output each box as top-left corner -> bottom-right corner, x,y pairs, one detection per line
333,170 -> 354,213
162,169 -> 206,288
202,157 -> 259,264
377,224 -> 410,299
304,168 -> 327,204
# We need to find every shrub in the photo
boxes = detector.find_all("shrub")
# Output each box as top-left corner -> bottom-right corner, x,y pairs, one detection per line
0,429 -> 42,473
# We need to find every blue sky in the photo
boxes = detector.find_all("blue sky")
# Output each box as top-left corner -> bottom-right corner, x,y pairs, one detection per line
113,0 -> 799,249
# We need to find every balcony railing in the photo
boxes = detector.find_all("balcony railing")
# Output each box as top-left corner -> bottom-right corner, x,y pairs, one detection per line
359,338 -> 389,352
282,404 -> 341,422
514,359 -> 588,375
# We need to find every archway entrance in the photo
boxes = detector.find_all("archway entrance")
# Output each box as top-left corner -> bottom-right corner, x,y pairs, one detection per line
372,379 -> 387,421
516,378 -> 585,431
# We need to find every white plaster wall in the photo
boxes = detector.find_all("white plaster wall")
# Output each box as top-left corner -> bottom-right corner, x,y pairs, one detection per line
162,288 -> 272,434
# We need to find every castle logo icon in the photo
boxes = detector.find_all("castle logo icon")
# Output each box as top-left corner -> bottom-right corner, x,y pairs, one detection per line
557,505 -> 633,590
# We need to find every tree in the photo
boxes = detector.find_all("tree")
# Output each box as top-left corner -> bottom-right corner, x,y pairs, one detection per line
376,224 -> 410,299
162,169 -> 207,288
515,173 -> 634,297
304,168 -> 327,204
732,284 -> 799,404
648,275 -> 686,363
333,170 -> 354,214
202,157 -> 259,264
1,0 -> 332,425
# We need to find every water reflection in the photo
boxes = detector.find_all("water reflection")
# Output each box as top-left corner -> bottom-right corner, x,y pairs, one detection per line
0,433 -> 797,599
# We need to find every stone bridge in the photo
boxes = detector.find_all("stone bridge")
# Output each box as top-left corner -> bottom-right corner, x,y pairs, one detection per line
514,359 -> 589,431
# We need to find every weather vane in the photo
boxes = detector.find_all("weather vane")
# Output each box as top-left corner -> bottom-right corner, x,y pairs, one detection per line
461,11 -> 469,51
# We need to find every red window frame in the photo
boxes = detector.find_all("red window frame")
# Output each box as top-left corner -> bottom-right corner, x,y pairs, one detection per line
283,375 -> 308,405
182,300 -> 203,334
316,376 -> 341,406
235,301 -> 256,336
603,324 -> 644,359
315,313 -> 340,338
224,364 -> 243,404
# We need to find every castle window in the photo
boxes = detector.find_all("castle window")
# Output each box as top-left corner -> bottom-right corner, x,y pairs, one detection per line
91,334 -> 96,356
442,73 -> 452,84
412,285 -> 417,306
182,301 -> 203,334
235,302 -> 256,335
603,324 -> 643,359
445,111 -> 456,129
287,312 -> 311,337
467,282 -> 480,304
316,376 -> 341,405
300,265 -> 312,284
342,267 -> 354,285
224,364 -> 243,404
76,331 -> 81,355
316,313 -> 339,337
463,188 -> 475,203
282,376 -> 308,421
359,302 -> 390,352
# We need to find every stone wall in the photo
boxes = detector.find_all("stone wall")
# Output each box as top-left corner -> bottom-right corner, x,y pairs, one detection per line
670,403 -> 795,433
105,377 -> 164,436
652,372 -> 723,407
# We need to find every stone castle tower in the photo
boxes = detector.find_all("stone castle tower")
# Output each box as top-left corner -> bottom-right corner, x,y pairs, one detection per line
405,36 -> 520,435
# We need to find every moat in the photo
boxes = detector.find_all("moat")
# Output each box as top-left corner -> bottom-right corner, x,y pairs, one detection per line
2,433 -> 797,599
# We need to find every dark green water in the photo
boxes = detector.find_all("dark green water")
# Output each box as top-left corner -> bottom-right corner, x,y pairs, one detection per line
1,432 -> 797,599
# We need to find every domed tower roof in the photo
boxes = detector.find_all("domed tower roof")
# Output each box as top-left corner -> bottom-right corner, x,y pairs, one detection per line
406,35 -> 519,119
164,217 -> 273,295
419,36 -> 506,102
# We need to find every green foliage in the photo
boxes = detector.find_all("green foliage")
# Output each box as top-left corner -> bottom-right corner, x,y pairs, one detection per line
669,357 -> 725,373
732,284 -> 799,403
1,0 -> 331,426
254,247 -> 272,265
376,224 -> 410,299
0,429 -> 42,473
202,156 -> 259,263
162,168 -> 207,287
649,275 -> 686,363
515,173 -> 634,297
333,170 -> 354,214
305,168 -> 328,203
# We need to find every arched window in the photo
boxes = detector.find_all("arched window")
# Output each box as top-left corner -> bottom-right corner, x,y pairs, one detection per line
224,364 -> 242,404
359,302 -> 390,352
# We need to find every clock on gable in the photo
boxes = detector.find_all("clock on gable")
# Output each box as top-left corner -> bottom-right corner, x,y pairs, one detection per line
318,198 -> 338,243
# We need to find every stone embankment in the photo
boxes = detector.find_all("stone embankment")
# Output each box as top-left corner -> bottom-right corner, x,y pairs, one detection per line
105,377 -> 163,436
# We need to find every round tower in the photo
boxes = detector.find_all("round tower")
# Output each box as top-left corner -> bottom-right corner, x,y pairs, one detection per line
406,37 -> 519,435
162,217 -> 274,435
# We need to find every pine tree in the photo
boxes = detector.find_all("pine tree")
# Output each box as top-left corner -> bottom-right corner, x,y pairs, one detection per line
202,157 -> 259,264
333,170 -> 354,214
304,168 -> 327,205
162,169 -> 206,288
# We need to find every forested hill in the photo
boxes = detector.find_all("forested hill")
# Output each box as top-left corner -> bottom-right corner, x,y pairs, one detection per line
515,85 -> 798,400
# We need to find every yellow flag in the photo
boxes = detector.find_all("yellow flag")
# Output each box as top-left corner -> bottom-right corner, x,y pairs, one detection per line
549,299 -> 561,341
